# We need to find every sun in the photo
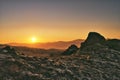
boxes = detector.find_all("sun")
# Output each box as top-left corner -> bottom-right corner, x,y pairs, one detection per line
31,37 -> 37,43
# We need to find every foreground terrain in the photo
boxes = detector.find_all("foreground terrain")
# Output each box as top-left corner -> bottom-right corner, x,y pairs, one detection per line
0,46 -> 120,80
0,32 -> 120,80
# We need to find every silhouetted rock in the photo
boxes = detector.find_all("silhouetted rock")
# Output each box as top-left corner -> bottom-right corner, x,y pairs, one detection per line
62,44 -> 78,55
80,32 -> 120,52
78,32 -> 120,63
80,32 -> 106,50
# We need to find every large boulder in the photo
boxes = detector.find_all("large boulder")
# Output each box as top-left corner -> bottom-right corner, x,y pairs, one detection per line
80,32 -> 106,50
62,44 -> 78,55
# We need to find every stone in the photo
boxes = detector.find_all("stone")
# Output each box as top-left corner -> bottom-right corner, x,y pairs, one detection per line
80,32 -> 106,50
62,44 -> 78,55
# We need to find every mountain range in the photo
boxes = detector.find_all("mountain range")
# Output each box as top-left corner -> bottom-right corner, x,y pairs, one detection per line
8,39 -> 84,49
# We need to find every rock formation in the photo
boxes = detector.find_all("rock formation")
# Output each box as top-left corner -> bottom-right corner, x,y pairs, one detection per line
80,32 -> 106,51
80,32 -> 120,52
62,44 -> 78,55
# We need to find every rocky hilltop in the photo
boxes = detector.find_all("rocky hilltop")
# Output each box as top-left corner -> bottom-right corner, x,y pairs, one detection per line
0,32 -> 120,80
80,32 -> 120,52
80,32 -> 106,51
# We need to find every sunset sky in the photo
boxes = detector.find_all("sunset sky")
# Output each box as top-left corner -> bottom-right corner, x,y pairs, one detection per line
0,0 -> 120,43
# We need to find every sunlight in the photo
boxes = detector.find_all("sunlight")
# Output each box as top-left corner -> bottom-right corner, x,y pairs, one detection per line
31,37 -> 37,43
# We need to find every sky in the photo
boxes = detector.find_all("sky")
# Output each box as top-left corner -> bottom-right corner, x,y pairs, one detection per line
0,0 -> 120,43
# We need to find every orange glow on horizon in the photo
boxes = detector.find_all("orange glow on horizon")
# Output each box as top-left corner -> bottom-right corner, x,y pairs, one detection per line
0,1 -> 120,44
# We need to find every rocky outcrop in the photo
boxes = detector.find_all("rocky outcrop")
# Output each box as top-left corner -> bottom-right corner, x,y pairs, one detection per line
63,32 -> 120,55
1,46 -> 17,55
80,32 -> 106,50
80,32 -> 120,52
62,44 -> 78,55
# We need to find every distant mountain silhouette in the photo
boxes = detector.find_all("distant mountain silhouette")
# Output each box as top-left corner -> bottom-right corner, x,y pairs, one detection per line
8,39 -> 84,49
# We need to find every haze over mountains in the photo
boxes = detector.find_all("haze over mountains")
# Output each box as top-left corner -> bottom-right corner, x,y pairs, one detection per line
8,39 -> 84,50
